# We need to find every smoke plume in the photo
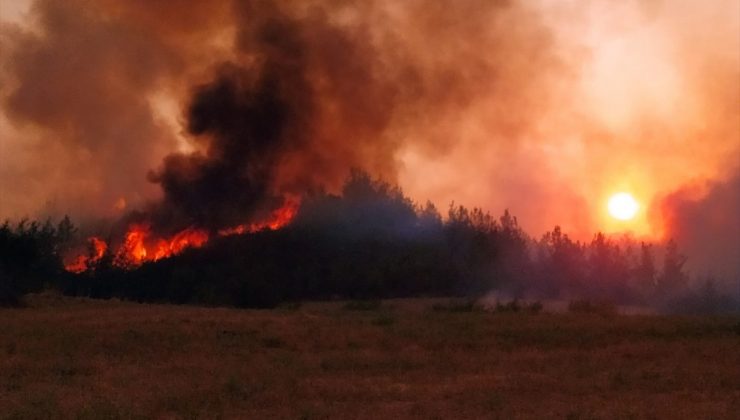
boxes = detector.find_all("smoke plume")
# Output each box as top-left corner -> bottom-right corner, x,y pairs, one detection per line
658,170 -> 740,291
1,0 -> 738,280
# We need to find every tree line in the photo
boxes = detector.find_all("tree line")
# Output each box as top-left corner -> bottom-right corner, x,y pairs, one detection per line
1,171 -> 737,312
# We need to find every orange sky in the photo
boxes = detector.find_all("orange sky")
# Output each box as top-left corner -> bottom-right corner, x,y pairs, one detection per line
397,0 -> 739,240
0,0 -> 738,242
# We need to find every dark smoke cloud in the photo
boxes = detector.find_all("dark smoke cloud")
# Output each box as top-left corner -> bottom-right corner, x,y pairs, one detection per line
142,0 -> 564,231
1,0 -> 737,286
2,0 -> 564,232
147,62 -> 305,229
147,3 -> 392,229
658,170 -> 740,292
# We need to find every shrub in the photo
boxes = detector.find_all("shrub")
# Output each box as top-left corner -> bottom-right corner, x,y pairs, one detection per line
343,300 -> 382,311
568,299 -> 617,316
371,314 -> 395,326
0,270 -> 22,307
0,217 -> 75,305
277,301 -> 302,311
495,299 -> 521,313
431,299 -> 480,313
527,301 -> 543,313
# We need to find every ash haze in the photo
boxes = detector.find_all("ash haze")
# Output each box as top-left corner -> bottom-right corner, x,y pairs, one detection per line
1,1 -> 738,280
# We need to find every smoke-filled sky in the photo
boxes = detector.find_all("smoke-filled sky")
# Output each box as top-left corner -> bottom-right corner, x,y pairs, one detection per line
1,0 -> 738,278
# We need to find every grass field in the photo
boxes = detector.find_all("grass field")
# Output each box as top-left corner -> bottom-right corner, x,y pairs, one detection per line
1,294 -> 739,419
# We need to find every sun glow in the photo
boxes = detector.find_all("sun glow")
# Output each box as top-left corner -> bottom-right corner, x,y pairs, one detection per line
607,192 -> 639,221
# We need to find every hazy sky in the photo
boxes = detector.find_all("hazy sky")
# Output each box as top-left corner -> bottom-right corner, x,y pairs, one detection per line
1,0 -> 738,248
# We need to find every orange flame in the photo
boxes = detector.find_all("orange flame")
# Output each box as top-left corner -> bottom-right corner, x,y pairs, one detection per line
64,198 -> 300,272
113,223 -> 209,268
152,227 -> 210,261
115,224 -> 149,266
218,197 -> 300,236
64,237 -> 108,273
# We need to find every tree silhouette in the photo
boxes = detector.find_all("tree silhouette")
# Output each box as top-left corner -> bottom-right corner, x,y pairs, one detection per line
3,173 -> 736,313
634,242 -> 656,297
0,217 -> 76,305
658,239 -> 688,293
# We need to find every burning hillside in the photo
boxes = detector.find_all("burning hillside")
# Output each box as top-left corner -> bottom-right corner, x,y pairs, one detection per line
0,1 -> 738,309
64,198 -> 299,272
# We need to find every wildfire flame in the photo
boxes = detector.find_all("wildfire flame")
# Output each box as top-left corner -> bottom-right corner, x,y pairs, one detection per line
111,224 -> 210,268
64,198 -> 300,272
64,237 -> 108,273
217,198 -> 299,236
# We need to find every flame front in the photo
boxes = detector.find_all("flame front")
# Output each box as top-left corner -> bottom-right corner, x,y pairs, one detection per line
112,224 -> 209,268
64,237 -> 108,273
153,227 -> 210,261
217,198 -> 300,236
115,224 -> 150,266
64,199 -> 300,272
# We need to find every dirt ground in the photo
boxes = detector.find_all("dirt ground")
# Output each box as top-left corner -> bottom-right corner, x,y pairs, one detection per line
1,294 -> 739,419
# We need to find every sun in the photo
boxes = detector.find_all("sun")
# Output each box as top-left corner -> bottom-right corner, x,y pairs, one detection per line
607,192 -> 639,221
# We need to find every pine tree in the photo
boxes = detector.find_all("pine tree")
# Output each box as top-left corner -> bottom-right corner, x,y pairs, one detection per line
636,242 -> 656,288
658,239 -> 688,293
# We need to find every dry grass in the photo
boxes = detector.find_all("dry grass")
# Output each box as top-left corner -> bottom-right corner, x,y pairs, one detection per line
1,293 -> 739,419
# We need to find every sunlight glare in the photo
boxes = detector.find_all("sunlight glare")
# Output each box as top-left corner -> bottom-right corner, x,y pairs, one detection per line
607,192 -> 639,221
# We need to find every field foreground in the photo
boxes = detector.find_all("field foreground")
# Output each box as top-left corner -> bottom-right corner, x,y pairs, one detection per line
1,295 -> 739,419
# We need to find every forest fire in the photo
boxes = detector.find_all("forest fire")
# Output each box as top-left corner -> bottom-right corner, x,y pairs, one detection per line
3,0 -> 734,314
217,197 -> 300,236
63,199 -> 300,273
111,224 -> 209,268
64,237 -> 107,273
1,2 -> 739,417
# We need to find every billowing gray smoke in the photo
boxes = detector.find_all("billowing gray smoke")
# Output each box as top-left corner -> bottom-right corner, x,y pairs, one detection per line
146,5 -> 386,230
1,0 -> 737,290
136,0 -> 562,232
147,64 -> 302,230
658,170 -> 740,292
